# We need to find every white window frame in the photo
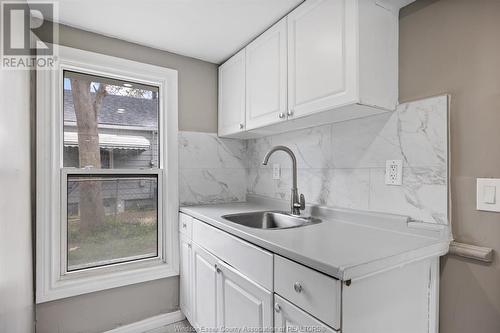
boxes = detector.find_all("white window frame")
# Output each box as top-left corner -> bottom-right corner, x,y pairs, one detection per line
36,46 -> 179,303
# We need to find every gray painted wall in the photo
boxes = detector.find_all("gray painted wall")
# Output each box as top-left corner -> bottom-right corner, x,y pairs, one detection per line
0,34 -> 35,333
35,23 -> 218,333
400,1 -> 500,332
36,279 -> 179,333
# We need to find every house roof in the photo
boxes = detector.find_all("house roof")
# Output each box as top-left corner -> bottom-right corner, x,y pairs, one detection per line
64,90 -> 158,128
64,132 -> 150,150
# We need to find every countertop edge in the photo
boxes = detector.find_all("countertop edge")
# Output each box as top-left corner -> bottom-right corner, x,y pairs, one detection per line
180,205 -> 449,281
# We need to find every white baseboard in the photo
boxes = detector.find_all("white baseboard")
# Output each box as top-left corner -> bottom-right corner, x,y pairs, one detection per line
104,310 -> 185,333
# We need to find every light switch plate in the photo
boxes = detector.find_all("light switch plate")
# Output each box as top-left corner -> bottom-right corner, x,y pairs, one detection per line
385,160 -> 403,185
272,164 -> 281,180
477,178 -> 500,212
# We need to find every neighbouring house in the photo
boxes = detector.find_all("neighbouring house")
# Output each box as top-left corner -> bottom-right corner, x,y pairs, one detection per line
63,89 -> 159,218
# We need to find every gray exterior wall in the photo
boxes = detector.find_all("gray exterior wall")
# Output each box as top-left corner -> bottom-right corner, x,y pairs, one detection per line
36,23 -> 218,333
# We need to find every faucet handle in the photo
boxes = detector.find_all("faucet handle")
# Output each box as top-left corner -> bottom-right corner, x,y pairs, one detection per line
299,194 -> 305,210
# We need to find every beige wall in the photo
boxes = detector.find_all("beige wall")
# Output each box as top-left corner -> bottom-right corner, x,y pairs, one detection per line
35,23 -> 217,333
399,1 -> 500,332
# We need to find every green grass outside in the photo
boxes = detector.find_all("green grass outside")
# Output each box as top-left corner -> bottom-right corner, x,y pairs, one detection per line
67,212 -> 157,270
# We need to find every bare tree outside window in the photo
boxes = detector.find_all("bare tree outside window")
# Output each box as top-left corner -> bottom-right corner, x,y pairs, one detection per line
70,78 -> 107,231
63,71 -> 160,270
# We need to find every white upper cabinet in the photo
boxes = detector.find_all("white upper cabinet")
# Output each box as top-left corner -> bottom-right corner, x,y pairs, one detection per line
218,49 -> 246,137
218,0 -> 404,138
245,18 -> 288,130
287,0 -> 357,119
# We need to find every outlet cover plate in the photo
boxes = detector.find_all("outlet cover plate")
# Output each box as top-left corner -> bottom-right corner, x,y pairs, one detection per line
385,160 -> 403,185
272,164 -> 281,180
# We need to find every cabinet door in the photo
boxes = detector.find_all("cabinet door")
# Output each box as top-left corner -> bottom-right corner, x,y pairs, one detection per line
218,49 -> 246,137
287,0 -> 357,119
179,234 -> 193,322
192,243 -> 219,330
274,295 -> 337,333
245,18 -> 287,130
217,260 -> 273,331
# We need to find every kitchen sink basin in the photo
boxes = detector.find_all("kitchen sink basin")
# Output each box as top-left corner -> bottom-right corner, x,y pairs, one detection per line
221,211 -> 322,229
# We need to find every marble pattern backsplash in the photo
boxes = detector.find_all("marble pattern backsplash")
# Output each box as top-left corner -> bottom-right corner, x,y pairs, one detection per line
179,95 -> 448,224
179,131 -> 247,205
247,95 -> 449,224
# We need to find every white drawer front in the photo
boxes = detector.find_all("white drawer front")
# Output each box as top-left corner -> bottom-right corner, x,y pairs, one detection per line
274,294 -> 338,333
179,213 -> 193,238
192,218 -> 273,290
274,255 -> 341,329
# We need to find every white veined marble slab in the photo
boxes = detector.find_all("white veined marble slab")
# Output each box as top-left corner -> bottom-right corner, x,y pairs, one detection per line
179,95 -> 449,224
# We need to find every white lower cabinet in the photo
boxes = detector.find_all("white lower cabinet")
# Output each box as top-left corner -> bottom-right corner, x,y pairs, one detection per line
180,214 -> 437,333
274,294 -> 338,333
217,260 -> 273,331
181,215 -> 273,332
192,242 -> 219,330
179,234 -> 193,322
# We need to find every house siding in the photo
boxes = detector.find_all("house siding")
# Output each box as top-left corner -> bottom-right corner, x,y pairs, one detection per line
64,126 -> 159,211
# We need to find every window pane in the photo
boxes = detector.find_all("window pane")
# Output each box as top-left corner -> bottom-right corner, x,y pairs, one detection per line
67,175 -> 158,271
63,70 -> 159,169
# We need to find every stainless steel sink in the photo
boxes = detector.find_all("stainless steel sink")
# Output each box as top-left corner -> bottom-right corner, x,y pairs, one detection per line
221,211 -> 321,230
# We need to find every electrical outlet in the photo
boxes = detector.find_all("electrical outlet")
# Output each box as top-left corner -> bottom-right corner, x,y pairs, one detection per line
273,164 -> 281,180
385,160 -> 403,185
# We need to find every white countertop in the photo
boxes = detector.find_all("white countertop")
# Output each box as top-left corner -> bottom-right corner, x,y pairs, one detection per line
180,197 -> 451,281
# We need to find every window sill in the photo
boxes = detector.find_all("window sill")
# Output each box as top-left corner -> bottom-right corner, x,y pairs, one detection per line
36,260 -> 178,303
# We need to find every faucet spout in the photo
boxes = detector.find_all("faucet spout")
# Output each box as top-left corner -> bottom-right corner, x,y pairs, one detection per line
262,145 -> 298,190
262,145 -> 304,215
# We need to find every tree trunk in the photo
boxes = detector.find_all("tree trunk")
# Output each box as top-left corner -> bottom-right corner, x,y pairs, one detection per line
70,79 -> 107,232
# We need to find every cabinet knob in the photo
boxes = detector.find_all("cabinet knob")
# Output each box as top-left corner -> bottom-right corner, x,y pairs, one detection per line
214,264 -> 221,273
239,123 -> 244,130
187,243 -> 192,248
293,282 -> 303,293
182,223 -> 187,228
278,112 -> 285,119
274,303 -> 281,313
287,109 -> 294,117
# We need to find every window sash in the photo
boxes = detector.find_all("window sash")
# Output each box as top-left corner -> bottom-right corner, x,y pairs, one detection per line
36,45 -> 179,303
60,168 -> 164,277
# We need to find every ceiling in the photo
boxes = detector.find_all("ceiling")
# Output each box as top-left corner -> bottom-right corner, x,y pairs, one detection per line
49,0 -> 303,64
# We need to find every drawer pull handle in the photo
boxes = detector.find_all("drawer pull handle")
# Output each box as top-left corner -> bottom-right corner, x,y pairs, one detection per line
278,112 -> 285,119
293,282 -> 303,293
274,303 -> 281,313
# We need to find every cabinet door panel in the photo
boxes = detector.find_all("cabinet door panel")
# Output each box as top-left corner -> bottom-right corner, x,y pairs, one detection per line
218,49 -> 246,136
246,18 -> 287,130
179,235 -> 192,321
192,243 -> 218,330
288,0 -> 357,118
217,261 -> 272,331
274,295 -> 337,333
